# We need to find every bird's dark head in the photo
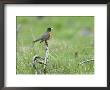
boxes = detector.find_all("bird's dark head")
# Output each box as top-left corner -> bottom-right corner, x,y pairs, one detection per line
47,27 -> 52,32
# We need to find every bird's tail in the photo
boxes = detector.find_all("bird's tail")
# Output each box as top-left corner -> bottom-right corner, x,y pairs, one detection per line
33,38 -> 40,43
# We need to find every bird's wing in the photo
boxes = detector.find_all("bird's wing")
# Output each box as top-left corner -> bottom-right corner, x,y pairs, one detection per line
33,32 -> 48,42
40,32 -> 49,40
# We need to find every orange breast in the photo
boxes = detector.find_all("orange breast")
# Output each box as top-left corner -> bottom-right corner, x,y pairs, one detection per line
48,32 -> 51,39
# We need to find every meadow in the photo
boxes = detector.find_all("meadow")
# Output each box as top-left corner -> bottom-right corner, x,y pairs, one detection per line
16,16 -> 94,74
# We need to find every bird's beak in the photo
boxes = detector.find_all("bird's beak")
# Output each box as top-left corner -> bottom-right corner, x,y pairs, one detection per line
51,28 -> 53,30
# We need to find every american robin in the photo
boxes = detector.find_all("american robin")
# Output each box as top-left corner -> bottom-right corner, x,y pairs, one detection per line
33,27 -> 52,46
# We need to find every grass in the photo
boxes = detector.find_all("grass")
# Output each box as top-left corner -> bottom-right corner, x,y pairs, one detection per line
16,16 -> 94,74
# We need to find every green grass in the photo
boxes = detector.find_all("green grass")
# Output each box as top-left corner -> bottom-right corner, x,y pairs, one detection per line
16,16 -> 94,74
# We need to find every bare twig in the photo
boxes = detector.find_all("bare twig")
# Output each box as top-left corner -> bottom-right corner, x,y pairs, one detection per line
32,41 -> 49,74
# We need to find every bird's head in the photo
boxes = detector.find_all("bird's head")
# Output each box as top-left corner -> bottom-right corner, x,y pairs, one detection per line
47,27 -> 53,32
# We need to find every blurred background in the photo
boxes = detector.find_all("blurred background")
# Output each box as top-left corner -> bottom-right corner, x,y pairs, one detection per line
16,16 -> 94,74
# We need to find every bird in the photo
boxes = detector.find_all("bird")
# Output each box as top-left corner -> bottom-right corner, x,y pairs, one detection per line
33,27 -> 52,46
